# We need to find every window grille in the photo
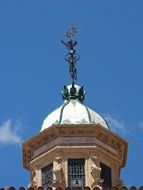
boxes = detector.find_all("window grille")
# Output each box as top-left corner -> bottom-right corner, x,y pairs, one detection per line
42,163 -> 53,189
100,162 -> 112,188
68,159 -> 85,188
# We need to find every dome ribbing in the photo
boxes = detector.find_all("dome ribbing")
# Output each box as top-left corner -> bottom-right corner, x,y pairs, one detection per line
40,85 -> 109,131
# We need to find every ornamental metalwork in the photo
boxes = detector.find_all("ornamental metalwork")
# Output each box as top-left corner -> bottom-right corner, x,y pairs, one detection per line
61,85 -> 85,102
68,159 -> 85,188
61,25 -> 80,85
42,163 -> 53,189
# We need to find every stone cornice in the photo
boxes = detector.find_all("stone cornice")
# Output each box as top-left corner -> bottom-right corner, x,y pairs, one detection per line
22,124 -> 128,170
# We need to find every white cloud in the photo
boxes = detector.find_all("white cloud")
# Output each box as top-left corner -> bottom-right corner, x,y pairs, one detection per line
0,119 -> 22,145
104,114 -> 128,135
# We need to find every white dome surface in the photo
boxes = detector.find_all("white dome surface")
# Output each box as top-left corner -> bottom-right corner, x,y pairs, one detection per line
41,98 -> 109,131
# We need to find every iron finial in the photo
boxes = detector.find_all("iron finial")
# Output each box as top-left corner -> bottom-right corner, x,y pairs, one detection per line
61,25 -> 80,85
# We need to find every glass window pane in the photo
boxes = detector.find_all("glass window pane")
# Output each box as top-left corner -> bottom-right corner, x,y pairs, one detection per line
42,163 -> 53,189
68,159 -> 85,188
100,162 -> 112,188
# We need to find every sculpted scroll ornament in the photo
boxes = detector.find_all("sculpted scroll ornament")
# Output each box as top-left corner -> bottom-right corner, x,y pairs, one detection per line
28,170 -> 38,188
90,156 -> 103,189
53,157 -> 65,187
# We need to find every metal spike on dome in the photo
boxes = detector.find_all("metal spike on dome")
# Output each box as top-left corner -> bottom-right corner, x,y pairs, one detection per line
61,25 -> 80,85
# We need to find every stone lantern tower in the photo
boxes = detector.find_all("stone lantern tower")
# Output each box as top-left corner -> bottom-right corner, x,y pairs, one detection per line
22,26 -> 128,189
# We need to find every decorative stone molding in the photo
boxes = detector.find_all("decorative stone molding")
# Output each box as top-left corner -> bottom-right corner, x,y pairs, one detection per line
22,124 -> 128,188
23,124 -> 127,170
90,155 -> 101,178
28,181 -> 37,189
53,157 -> 65,187
90,155 -> 102,189
28,171 -> 38,188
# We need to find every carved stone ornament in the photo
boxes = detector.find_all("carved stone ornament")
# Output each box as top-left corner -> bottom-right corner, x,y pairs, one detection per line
28,170 -> 38,188
53,157 -> 65,187
28,180 -> 37,188
90,155 -> 102,188
23,125 -> 128,171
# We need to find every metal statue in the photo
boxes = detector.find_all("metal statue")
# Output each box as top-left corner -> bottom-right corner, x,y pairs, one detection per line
61,25 -> 80,85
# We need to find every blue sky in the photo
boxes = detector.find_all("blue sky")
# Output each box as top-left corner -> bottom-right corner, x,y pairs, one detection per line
0,0 -> 143,188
